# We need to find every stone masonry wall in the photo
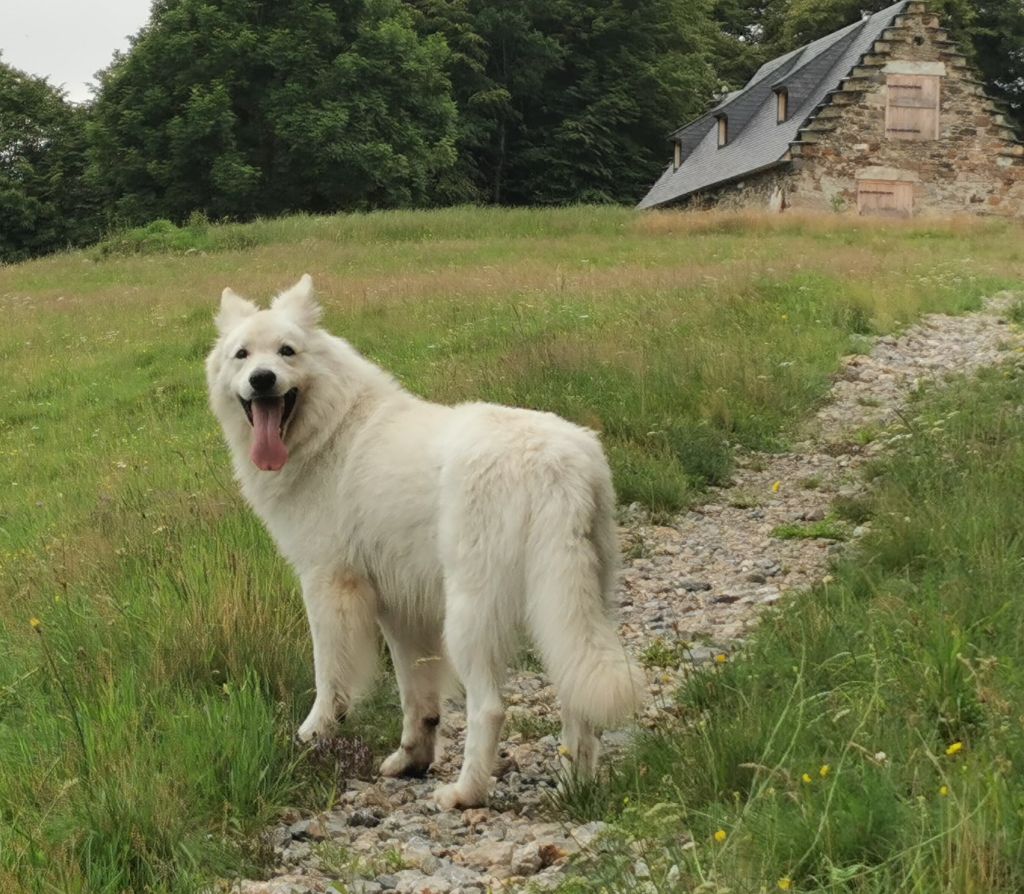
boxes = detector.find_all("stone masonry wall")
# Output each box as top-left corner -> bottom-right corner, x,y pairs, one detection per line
698,2 -> 1024,217
688,167 -> 794,211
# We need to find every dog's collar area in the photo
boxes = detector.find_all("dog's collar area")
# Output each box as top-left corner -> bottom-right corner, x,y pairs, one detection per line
239,387 -> 298,433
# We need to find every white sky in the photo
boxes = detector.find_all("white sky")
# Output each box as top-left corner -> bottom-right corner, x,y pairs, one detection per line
0,1 -> 151,103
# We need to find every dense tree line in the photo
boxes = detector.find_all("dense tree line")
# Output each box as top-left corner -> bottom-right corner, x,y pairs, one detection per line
0,63 -> 101,261
2,0 -> 1022,261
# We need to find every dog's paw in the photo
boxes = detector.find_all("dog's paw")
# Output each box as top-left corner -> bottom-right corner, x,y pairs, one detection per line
433,782 -> 486,811
380,748 -> 431,778
296,712 -> 337,744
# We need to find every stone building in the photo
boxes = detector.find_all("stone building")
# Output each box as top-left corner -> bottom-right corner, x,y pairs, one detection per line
638,0 -> 1024,217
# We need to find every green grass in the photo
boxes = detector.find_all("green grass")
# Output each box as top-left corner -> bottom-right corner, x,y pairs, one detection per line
772,518 -> 850,541
1,205 -> 1023,891
641,638 -> 692,670
553,365 -> 1024,893
506,709 -> 562,742
833,494 -> 873,525
727,490 -> 764,509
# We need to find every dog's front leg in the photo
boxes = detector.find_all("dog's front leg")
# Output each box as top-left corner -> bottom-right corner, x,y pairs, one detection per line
296,569 -> 378,742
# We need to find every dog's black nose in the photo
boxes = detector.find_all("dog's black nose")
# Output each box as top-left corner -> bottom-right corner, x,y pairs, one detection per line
249,369 -> 277,393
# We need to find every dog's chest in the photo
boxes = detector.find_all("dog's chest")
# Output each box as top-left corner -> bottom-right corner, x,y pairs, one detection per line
242,471 -> 346,571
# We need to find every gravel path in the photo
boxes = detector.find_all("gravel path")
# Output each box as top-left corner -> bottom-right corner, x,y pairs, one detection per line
224,294 -> 1022,894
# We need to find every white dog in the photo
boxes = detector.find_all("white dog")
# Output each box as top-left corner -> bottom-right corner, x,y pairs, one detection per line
206,275 -> 641,808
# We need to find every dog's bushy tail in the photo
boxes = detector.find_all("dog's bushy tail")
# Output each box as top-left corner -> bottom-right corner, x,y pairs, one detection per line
525,457 -> 643,729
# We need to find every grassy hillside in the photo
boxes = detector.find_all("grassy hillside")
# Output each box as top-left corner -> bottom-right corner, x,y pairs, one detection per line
1,206 -> 1023,891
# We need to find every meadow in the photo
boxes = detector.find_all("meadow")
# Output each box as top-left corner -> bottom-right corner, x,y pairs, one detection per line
1,206 -> 1023,892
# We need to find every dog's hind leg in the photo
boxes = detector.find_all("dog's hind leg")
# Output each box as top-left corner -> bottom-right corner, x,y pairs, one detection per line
559,707 -> 601,780
296,569 -> 378,742
434,583 -> 510,810
378,618 -> 445,778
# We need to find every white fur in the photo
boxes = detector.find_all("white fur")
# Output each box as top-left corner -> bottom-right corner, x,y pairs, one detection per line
206,275 -> 643,808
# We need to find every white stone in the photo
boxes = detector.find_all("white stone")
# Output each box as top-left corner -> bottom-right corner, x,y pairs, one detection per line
460,840 -> 514,869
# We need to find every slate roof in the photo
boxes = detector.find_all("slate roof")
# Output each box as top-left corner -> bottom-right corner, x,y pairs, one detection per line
637,0 -> 911,209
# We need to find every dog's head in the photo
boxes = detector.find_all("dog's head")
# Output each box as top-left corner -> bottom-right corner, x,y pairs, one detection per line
206,274 -> 322,472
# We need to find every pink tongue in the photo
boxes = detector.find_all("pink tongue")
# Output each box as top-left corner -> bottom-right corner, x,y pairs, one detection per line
250,398 -> 289,471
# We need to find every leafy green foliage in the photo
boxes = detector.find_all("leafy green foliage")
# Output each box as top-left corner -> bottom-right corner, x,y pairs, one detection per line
407,0 -> 721,205
771,517 -> 849,540
90,215 -> 258,256
87,0 -> 719,217
711,0 -> 789,84
780,0 -> 975,50
487,0 -> 719,205
0,58 -> 101,262
89,0 -> 459,223
972,0 -> 1024,128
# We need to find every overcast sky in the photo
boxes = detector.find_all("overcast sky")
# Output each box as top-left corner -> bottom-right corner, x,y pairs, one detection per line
1,1 -> 152,103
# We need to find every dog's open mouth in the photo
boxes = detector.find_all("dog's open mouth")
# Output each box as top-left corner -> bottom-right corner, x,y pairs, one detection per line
239,388 -> 298,472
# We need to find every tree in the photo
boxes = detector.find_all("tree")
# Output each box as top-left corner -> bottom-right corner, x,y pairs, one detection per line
710,0 -> 789,86
415,0 -> 720,205
89,0 -> 459,223
407,0 -> 564,203
0,59 -> 101,261
972,0 -> 1024,129
515,0 -> 720,204
779,0 -> 975,49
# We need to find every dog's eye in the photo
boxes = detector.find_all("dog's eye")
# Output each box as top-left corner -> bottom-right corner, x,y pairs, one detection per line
279,345 -> 295,357
234,348 -> 248,360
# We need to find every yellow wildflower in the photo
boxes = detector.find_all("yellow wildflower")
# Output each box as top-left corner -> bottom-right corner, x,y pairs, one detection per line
945,741 -> 963,757
713,829 -> 727,843
715,653 -> 728,664
819,765 -> 831,779
778,879 -> 793,891
772,481 -> 782,493
558,745 -> 571,758
802,773 -> 813,784
939,785 -> 949,797
29,617 -> 41,630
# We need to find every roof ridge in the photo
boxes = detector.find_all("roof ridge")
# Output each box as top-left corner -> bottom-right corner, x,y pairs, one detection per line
771,17 -> 869,93
790,2 -> 914,144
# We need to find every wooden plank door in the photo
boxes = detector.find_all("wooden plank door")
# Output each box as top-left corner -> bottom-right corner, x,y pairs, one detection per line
857,180 -> 914,217
886,75 -> 940,140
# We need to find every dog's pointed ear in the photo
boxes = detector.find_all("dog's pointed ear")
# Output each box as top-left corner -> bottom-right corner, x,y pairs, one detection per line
272,274 -> 322,329
215,287 -> 258,335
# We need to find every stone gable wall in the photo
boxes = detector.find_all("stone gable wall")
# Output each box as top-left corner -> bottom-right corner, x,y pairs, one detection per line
696,3 -> 1024,217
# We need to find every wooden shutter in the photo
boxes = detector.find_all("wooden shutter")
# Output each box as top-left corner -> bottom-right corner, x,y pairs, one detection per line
886,75 -> 940,140
858,180 -> 914,217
